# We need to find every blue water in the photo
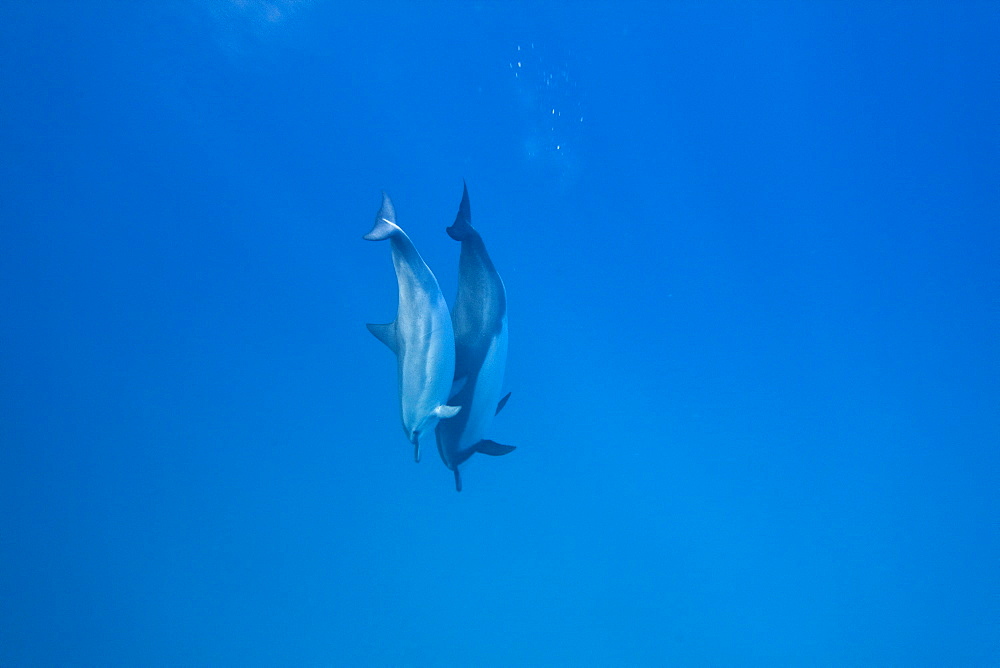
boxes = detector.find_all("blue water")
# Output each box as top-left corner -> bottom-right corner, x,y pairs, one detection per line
2,2 -> 997,665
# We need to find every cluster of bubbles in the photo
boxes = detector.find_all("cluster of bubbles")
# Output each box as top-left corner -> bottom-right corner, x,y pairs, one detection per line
508,42 -> 585,184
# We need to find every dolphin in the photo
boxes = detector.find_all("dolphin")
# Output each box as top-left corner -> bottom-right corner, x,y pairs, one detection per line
364,192 -> 461,462
434,183 -> 516,491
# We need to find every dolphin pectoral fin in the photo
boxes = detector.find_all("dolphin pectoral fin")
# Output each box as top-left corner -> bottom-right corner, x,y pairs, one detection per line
454,468 -> 463,492
495,392 -> 511,415
449,376 -> 468,400
366,322 -> 398,353
434,404 -> 462,419
411,434 -> 421,463
475,439 -> 516,456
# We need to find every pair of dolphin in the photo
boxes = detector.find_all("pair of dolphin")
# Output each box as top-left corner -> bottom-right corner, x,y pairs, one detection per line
364,183 -> 515,491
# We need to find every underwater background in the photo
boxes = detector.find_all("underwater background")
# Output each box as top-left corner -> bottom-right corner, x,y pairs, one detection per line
1,2 -> 998,665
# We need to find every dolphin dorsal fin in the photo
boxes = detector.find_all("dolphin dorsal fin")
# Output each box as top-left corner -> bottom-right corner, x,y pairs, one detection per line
495,392 -> 511,415
366,322 -> 398,353
475,439 -> 516,456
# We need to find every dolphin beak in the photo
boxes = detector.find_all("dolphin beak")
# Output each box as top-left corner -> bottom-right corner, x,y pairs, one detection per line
411,432 -> 421,463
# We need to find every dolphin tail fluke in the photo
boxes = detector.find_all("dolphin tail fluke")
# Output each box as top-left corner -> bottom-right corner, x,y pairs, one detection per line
366,322 -> 398,353
446,181 -> 474,241
475,439 -> 516,456
454,468 -> 463,492
434,404 -> 462,419
495,392 -> 511,415
364,192 -> 399,240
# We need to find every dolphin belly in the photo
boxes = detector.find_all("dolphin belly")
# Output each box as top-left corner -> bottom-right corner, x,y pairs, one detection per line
456,323 -> 508,452
434,318 -> 509,479
398,304 -> 457,441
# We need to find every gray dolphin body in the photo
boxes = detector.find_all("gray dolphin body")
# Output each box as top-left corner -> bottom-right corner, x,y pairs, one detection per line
435,184 -> 516,491
365,193 -> 461,462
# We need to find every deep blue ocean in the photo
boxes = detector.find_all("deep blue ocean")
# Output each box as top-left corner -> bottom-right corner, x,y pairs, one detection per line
2,2 -> 998,665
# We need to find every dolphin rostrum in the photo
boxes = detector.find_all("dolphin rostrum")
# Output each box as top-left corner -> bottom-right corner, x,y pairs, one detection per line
435,183 -> 516,491
365,192 -> 461,462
